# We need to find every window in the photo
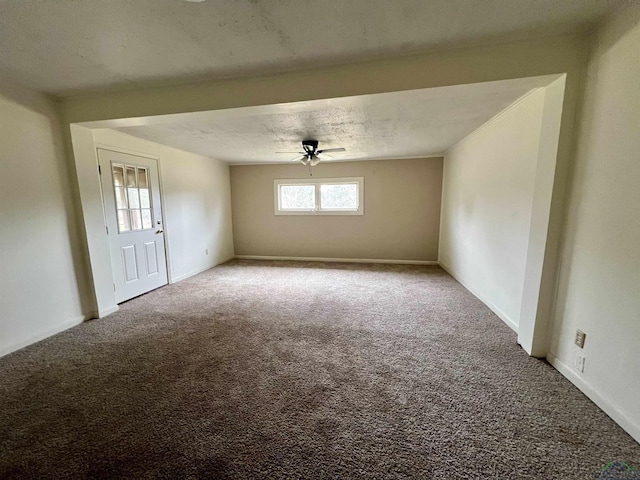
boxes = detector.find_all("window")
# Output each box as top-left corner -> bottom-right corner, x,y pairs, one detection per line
274,177 -> 364,215
112,163 -> 154,232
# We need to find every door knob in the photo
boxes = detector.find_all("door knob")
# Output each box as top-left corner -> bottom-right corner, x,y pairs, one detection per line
156,229 -> 164,234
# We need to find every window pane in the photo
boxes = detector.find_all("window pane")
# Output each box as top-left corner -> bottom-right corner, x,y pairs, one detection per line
320,183 -> 358,209
130,209 -> 142,230
141,209 -> 152,229
113,165 -> 124,187
280,185 -> 316,210
117,210 -> 130,232
137,168 -> 149,189
114,186 -> 128,209
128,188 -> 140,208
126,166 -> 137,188
139,188 -> 150,208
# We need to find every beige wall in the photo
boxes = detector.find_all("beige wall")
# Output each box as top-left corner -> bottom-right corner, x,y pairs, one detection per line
0,83 -> 92,355
440,88 -> 546,331
548,3 -> 640,442
231,158 -> 443,261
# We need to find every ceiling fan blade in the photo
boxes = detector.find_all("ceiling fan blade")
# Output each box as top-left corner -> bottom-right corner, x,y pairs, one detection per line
276,151 -> 305,154
316,153 -> 333,160
317,147 -> 346,154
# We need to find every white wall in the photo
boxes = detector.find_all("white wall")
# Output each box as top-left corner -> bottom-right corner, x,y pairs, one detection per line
0,83 -> 91,356
1,114 -> 234,356
548,3 -> 640,442
91,129 -> 235,285
439,88 -> 546,331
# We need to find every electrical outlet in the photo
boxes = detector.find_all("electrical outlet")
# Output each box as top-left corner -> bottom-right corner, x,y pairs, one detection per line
575,329 -> 586,348
574,353 -> 585,373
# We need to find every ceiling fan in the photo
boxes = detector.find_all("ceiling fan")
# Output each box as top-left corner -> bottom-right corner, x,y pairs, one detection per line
277,140 -> 346,166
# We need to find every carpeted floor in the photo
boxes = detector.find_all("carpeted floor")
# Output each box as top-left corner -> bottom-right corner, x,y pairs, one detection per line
1,260 -> 638,479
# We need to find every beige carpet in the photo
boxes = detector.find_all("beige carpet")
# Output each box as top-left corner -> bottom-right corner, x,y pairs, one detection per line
1,260 -> 638,479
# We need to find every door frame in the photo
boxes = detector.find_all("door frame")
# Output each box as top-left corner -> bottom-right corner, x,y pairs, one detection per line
96,146 -> 171,303
69,125 -> 173,318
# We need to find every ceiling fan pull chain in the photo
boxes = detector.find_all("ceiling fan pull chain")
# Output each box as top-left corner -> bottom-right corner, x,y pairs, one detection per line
308,163 -> 313,176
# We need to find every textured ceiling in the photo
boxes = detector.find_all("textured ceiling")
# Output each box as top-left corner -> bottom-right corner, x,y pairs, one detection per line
0,0 -> 622,96
107,75 -> 558,163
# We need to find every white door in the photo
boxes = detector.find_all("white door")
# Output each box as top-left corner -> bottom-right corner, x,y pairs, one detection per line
98,149 -> 168,303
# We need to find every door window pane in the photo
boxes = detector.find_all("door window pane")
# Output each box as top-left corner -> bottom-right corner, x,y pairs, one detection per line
130,209 -> 142,230
126,167 -> 137,187
320,183 -> 358,210
137,168 -> 149,189
128,188 -> 140,209
113,165 -> 124,187
139,188 -> 150,208
141,209 -> 152,229
117,210 -> 130,232
114,186 -> 128,209
280,185 -> 316,210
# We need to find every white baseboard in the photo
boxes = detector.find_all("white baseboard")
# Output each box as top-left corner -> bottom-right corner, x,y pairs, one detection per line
171,264 -> 214,283
219,254 -> 237,265
97,305 -> 119,318
547,353 -> 640,444
0,315 -> 87,358
438,261 -> 519,333
234,255 -> 438,265
170,255 -> 236,283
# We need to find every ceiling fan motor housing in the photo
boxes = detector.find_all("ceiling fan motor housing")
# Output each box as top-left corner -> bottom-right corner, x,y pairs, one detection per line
302,140 -> 319,154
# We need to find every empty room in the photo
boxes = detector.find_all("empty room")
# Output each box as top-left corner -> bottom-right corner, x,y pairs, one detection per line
1,1 -> 639,478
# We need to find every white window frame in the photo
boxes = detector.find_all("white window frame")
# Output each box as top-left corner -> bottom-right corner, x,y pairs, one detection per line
112,162 -> 155,233
274,177 -> 364,216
